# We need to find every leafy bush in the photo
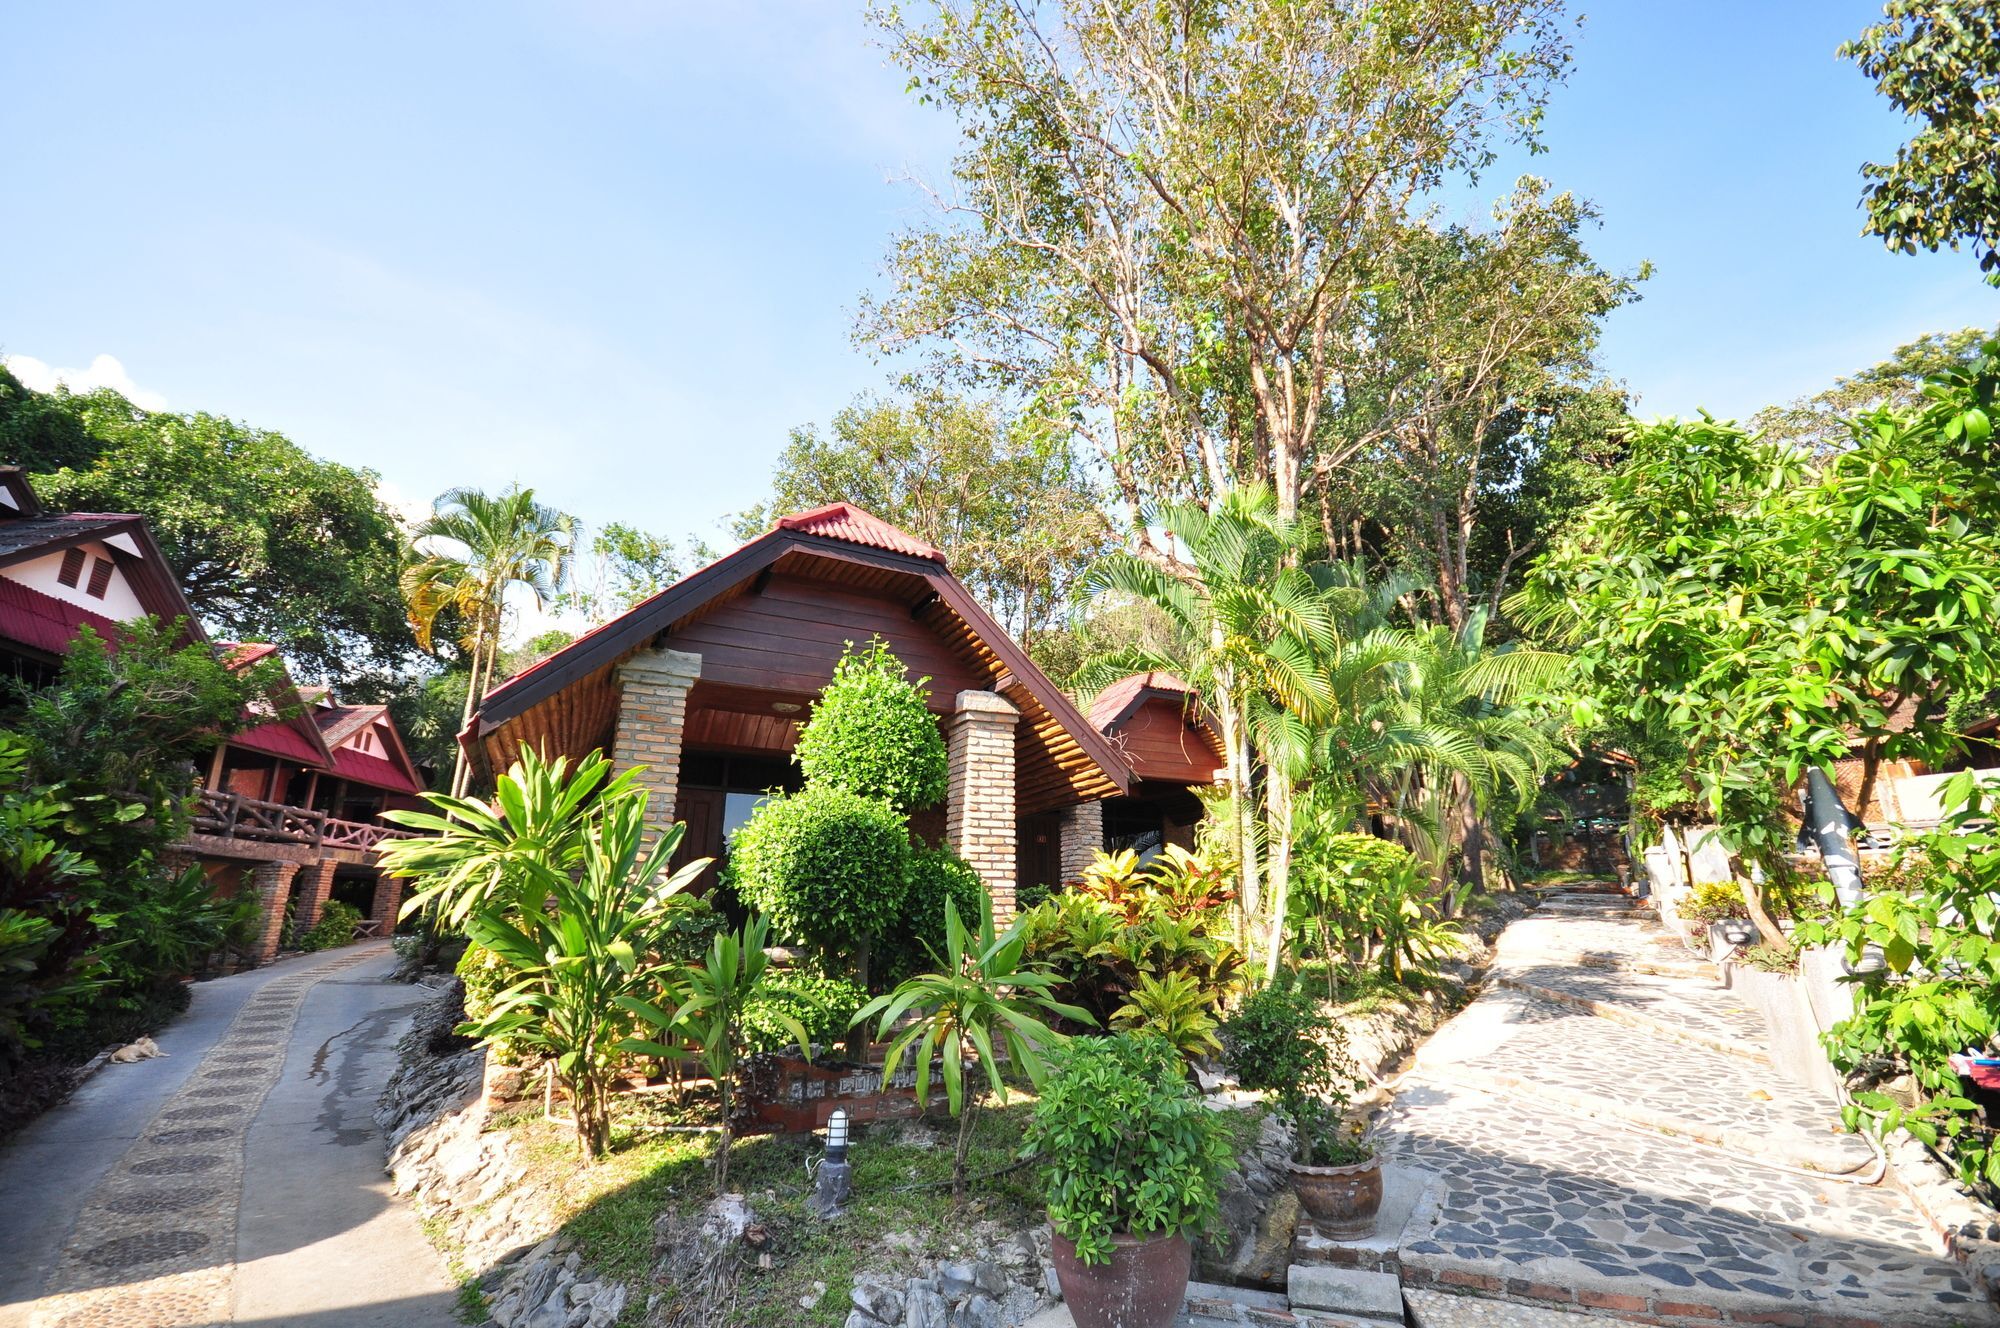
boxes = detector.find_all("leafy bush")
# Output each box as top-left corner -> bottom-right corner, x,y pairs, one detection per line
1111,969 -> 1220,1062
743,968 -> 867,1055
1798,770 -> 2000,1189
791,638 -> 947,814
879,844 -> 986,984
658,892 -> 727,968
292,899 -> 364,952
727,785 -> 911,979
1678,881 -> 1748,924
1221,975 -> 1366,1166
1023,1033 -> 1235,1264
1288,832 -> 1461,992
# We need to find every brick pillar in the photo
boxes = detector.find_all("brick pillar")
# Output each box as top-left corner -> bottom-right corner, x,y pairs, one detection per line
295,859 -> 339,932
1058,800 -> 1105,885
612,647 -> 702,838
946,690 -> 1021,921
371,874 -> 407,934
250,860 -> 302,965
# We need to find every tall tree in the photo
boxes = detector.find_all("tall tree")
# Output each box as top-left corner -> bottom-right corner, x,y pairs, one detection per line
1321,183 -> 1638,627
861,0 -> 1573,534
1845,0 -> 2000,284
1751,322 -> 1998,454
402,486 -> 576,796
18,383 -> 414,683
736,393 -> 1112,648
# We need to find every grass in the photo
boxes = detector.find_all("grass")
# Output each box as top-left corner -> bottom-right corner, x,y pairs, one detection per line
507,1089 -> 1044,1328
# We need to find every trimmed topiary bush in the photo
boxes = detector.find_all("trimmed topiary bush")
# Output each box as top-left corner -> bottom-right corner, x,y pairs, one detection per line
791,638 -> 948,814
880,844 -> 988,983
727,785 -> 912,976
743,968 -> 869,1054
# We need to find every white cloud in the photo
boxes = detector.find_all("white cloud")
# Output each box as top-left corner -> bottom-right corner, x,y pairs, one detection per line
3,353 -> 169,411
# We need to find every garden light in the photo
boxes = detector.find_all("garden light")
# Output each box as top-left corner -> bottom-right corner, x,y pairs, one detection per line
826,1107 -> 850,1163
811,1108 -> 853,1218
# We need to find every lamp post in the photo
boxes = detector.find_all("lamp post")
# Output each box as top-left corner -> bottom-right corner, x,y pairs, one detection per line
811,1108 -> 852,1218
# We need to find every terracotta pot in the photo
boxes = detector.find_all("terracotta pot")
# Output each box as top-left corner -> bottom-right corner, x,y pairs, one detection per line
1050,1227 -> 1191,1328
1289,1153 -> 1383,1237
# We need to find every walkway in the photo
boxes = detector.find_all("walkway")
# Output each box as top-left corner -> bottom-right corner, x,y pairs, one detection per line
1378,889 -> 1996,1327
0,943 -> 460,1328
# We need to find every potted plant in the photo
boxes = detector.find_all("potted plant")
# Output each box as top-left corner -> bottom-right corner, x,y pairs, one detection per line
1023,1033 -> 1235,1328
1221,976 -> 1381,1236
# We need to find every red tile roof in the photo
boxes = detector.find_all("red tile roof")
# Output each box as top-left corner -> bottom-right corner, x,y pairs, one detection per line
331,745 -> 422,795
0,577 -> 124,656
775,503 -> 945,563
1087,671 -> 1195,731
219,641 -> 280,669
230,715 -> 332,766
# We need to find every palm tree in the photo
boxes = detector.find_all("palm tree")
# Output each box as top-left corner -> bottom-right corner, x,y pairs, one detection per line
403,486 -> 575,795
1080,483 -> 1333,950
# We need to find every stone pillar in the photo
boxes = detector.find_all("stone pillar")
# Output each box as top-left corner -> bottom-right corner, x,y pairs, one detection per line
946,690 -> 1021,920
612,647 -> 702,834
251,860 -> 302,965
294,859 -> 339,932
371,874 -> 407,934
1058,800 -> 1105,885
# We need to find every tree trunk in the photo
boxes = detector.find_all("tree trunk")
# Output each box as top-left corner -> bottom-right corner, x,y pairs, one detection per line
1263,773 -> 1296,980
952,1091 -> 982,1202
1737,874 -> 1788,950
1451,773 -> 1484,908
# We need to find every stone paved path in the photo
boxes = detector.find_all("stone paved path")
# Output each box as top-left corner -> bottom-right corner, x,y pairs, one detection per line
0,942 -> 458,1328
1380,894 -> 1997,1327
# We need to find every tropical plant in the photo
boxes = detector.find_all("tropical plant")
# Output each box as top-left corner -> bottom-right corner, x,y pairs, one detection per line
792,638 -> 948,814
291,900 -> 364,953
379,749 -> 643,929
1221,976 -> 1368,1167
401,485 -> 576,795
1110,969 -> 1221,1064
1023,1033 -> 1236,1265
623,915 -> 805,1190
1797,770 -> 2000,1189
855,894 -> 1091,1198
879,844 -> 987,986
460,797 -> 708,1159
726,785 -> 912,984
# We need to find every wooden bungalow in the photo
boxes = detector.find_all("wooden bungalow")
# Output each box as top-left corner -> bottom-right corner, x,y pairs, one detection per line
464,503 -> 1139,915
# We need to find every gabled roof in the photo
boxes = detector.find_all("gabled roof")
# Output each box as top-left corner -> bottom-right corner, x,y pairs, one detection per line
0,470 -> 204,641
1087,670 -> 1197,732
470,508 -> 1132,812
774,502 -> 945,562
1086,671 -> 1224,787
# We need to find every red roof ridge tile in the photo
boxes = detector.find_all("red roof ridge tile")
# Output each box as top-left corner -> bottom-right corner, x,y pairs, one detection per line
774,502 -> 945,563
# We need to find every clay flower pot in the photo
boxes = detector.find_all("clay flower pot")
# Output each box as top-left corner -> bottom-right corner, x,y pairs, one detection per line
1288,1152 -> 1383,1237
1050,1227 -> 1191,1328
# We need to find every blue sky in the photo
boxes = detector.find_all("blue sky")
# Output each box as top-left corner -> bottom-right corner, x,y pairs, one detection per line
4,1 -> 1995,551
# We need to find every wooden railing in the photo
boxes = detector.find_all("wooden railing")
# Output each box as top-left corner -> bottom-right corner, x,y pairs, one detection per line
191,789 -> 413,854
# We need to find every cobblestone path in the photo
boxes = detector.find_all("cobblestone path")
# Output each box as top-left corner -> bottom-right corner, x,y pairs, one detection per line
17,943 -> 399,1328
1380,893 -> 1997,1327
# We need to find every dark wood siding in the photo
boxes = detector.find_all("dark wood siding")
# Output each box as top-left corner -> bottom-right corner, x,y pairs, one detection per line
665,575 -> 988,708
1113,697 -> 1225,785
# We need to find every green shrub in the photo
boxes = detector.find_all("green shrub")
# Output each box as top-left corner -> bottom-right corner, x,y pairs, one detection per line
1221,975 -> 1366,1166
1024,1033 -> 1235,1264
743,968 -> 868,1054
727,786 -> 911,977
879,844 -> 986,983
293,900 -> 364,953
658,892 -> 727,967
1678,881 -> 1748,924
791,638 -> 947,814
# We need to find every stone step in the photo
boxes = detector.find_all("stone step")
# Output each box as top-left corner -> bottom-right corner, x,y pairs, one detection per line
1405,1288 -> 1607,1327
1573,950 -> 1719,983
1286,1265 -> 1405,1322
1490,971 -> 1771,1065
1378,1074 -> 1991,1327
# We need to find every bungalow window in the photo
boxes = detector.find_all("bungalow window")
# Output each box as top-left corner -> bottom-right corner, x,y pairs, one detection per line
86,557 -> 114,599
57,547 -> 85,587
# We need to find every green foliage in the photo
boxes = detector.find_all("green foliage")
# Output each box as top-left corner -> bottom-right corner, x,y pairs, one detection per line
292,900 -> 364,953
657,893 -> 727,969
458,791 -> 708,1160
727,785 -> 912,976
857,894 -> 1091,1196
743,969 -> 867,1056
1289,831 -> 1462,991
1752,323 -> 1999,456
791,639 -> 947,815
881,844 -> 987,985
23,386 -> 414,681
1797,770 -> 2000,1188
1023,1033 -> 1236,1265
1517,343 -> 2000,864
1110,970 -> 1220,1063
1678,882 -> 1750,924
623,915 -> 806,1191
1845,1 -> 2000,284
735,392 -> 1110,647
1222,976 -> 1367,1168
0,737 -> 100,1067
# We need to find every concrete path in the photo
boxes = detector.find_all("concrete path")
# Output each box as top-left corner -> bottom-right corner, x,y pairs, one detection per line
0,943 -> 460,1328
1379,892 -> 1997,1327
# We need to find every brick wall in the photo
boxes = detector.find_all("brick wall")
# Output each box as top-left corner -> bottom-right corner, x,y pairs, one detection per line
1058,800 -> 1104,884
294,859 -> 338,932
612,647 -> 702,837
250,860 -> 301,964
946,690 -> 1020,921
